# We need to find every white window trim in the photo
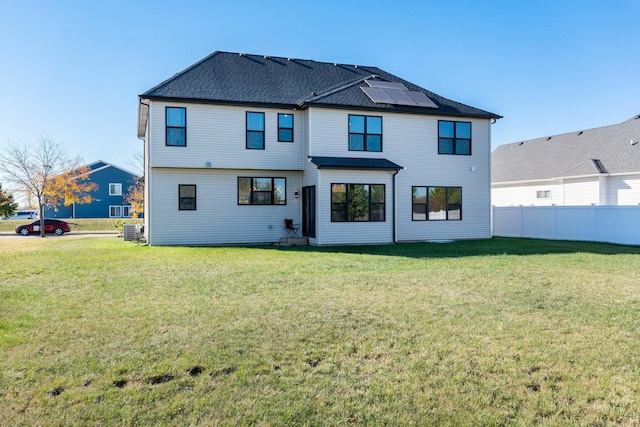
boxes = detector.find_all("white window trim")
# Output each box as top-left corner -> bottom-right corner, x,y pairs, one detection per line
536,190 -> 551,199
109,205 -> 123,217
122,205 -> 132,217
109,183 -> 123,196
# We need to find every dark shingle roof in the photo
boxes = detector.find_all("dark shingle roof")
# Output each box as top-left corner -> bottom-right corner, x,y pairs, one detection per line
141,51 -> 500,119
309,156 -> 403,171
492,115 -> 640,183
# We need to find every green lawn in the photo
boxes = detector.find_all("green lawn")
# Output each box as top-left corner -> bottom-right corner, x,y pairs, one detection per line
1,237 -> 639,425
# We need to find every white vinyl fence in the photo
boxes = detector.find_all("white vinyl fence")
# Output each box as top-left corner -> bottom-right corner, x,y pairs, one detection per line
492,205 -> 640,246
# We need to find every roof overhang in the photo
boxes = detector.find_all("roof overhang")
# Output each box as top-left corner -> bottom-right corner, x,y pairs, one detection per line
138,99 -> 149,139
309,156 -> 403,171
139,96 -> 501,121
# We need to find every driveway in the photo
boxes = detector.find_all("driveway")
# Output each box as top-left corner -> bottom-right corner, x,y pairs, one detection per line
0,231 -> 119,239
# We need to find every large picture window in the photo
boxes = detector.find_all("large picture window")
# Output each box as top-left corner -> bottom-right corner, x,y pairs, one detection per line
246,112 -> 265,149
278,113 -> 294,142
166,107 -> 186,146
349,115 -> 382,152
179,185 -> 197,210
331,183 -> 385,222
412,186 -> 462,220
238,177 -> 286,205
438,121 -> 471,155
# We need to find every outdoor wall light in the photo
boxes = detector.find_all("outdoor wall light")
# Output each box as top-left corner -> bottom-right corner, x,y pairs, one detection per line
294,189 -> 299,199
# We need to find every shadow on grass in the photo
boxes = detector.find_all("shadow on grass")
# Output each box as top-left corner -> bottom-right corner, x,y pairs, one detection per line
262,237 -> 640,259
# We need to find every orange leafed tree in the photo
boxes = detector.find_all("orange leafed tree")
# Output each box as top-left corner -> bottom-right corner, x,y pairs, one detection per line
44,165 -> 97,210
124,180 -> 144,219
0,137 -> 97,237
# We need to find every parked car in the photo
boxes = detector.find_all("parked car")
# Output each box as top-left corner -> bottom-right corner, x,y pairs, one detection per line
15,219 -> 70,236
2,209 -> 38,220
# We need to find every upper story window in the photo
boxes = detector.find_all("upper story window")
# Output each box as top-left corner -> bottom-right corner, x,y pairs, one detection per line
331,183 -> 385,222
238,177 -> 286,205
179,185 -> 197,210
166,107 -> 186,147
537,190 -> 551,199
109,183 -> 122,196
349,115 -> 382,152
278,113 -> 294,142
438,121 -> 471,155
246,112 -> 265,149
412,186 -> 462,221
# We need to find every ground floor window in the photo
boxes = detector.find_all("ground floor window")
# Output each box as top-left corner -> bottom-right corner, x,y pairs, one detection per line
238,177 -> 286,205
109,205 -> 122,217
412,186 -> 462,220
179,185 -> 197,210
536,190 -> 551,199
109,205 -> 133,218
331,183 -> 385,222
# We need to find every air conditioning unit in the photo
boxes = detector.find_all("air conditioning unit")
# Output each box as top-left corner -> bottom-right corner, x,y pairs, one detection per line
123,224 -> 141,241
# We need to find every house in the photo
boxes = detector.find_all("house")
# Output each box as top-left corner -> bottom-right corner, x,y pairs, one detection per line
492,115 -> 640,206
137,51 -> 500,246
45,160 -> 140,218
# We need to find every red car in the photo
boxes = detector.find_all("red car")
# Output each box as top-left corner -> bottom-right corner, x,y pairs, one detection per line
15,219 -> 71,236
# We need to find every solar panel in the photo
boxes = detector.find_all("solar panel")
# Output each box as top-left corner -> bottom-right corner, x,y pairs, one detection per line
361,87 -> 395,104
360,81 -> 439,109
385,88 -> 418,105
406,91 -> 438,108
365,80 -> 408,90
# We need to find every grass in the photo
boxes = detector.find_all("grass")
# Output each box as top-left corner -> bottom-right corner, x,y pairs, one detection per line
1,237 -> 639,425
0,217 -> 142,233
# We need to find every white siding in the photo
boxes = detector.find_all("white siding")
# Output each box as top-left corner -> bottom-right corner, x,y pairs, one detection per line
492,182 -> 564,206
148,102 -> 303,171
563,177 -> 600,205
148,168 -> 301,245
315,170 -> 394,245
395,115 -> 492,241
306,108 -> 493,242
493,174 -> 640,207
608,174 -> 640,205
143,103 -> 495,246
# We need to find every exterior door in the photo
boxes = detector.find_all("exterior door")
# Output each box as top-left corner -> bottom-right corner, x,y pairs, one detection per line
302,186 -> 316,238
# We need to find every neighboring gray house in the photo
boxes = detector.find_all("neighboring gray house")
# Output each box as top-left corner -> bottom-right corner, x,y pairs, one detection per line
138,51 -> 500,246
492,115 -> 640,206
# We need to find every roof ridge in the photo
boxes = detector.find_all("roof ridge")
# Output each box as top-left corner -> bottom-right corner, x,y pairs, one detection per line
505,116 -> 639,148
214,51 -> 379,70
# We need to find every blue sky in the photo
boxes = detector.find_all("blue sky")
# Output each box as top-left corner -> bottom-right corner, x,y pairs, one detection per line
1,0 -> 638,169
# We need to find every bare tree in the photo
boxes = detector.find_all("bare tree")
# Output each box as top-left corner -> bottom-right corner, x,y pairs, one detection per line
0,137 -> 89,237
127,150 -> 144,176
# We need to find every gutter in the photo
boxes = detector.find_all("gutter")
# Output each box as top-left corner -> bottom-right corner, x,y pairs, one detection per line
492,172 -> 616,187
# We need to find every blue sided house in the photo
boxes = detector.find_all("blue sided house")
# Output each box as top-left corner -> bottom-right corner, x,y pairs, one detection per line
45,161 -> 141,219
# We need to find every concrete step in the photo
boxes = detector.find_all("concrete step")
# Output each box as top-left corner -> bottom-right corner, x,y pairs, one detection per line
275,237 -> 308,246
